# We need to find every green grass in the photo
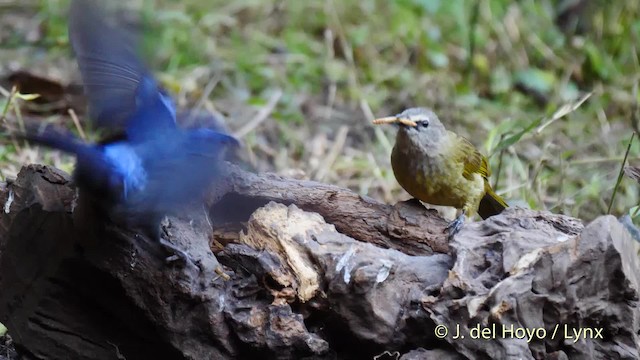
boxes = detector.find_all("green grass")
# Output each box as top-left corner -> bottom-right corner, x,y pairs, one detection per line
2,0 -> 640,223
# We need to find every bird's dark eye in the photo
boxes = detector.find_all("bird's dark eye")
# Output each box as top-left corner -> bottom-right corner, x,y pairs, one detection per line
420,121 -> 429,128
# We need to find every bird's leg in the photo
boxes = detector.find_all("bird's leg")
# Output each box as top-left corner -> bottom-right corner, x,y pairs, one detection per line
444,210 -> 466,240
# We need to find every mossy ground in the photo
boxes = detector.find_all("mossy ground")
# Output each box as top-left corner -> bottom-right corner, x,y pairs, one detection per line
2,0 -> 640,222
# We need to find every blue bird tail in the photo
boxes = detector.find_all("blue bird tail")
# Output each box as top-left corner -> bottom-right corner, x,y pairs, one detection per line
19,129 -> 123,200
19,130 -> 87,155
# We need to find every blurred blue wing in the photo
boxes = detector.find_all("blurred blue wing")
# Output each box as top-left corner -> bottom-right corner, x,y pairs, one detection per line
69,0 -> 176,140
125,75 -> 177,141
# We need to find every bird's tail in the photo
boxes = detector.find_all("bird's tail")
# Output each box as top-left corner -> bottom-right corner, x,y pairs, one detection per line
477,181 -> 508,219
16,129 -> 125,199
16,129 -> 86,155
15,129 -> 111,177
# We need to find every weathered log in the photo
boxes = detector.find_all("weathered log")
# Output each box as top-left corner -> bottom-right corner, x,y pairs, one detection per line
1,164 -> 639,360
210,165 -> 451,256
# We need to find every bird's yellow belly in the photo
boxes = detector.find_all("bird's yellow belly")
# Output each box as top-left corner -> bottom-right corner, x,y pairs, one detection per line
391,151 -> 483,211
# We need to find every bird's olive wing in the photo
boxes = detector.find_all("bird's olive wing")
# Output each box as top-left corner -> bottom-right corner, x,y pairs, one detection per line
456,135 -> 490,180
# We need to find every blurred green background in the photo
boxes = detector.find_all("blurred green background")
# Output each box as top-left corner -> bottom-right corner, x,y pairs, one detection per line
1,0 -> 640,222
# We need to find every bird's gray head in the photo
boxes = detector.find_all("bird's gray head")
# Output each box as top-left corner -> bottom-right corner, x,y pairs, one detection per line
374,107 -> 447,147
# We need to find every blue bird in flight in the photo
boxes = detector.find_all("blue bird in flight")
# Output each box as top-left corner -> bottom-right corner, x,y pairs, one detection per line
21,0 -> 239,265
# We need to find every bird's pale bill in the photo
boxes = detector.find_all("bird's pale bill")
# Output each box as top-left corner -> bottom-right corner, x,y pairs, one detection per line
372,116 -> 417,127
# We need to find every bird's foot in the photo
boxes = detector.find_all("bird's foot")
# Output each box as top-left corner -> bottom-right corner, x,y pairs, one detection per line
158,237 -> 199,270
444,212 -> 466,240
